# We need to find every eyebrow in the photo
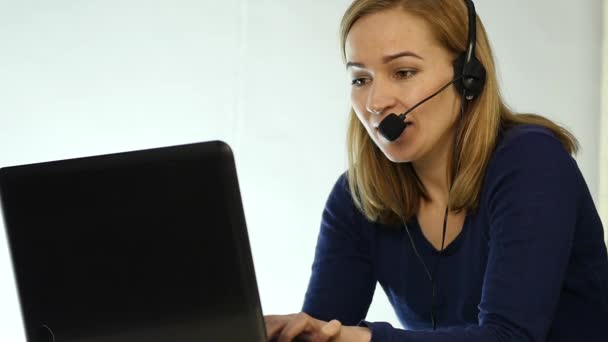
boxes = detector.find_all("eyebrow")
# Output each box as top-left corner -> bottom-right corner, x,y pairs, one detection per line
346,51 -> 423,69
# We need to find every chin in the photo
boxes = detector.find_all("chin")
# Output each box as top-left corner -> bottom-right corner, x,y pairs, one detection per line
369,124 -> 419,163
376,140 -> 417,164
384,152 -> 415,164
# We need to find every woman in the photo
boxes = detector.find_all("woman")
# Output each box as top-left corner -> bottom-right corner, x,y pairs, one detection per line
265,0 -> 608,341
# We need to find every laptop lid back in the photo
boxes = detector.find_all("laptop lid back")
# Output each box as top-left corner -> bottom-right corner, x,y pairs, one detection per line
0,141 -> 266,342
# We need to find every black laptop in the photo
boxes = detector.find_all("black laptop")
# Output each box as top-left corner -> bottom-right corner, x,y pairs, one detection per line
0,141 -> 267,342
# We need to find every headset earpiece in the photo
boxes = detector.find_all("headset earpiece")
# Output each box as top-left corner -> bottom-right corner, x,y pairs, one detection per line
453,53 -> 486,100
453,0 -> 486,101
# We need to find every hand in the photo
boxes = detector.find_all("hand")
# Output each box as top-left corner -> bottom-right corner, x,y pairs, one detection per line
264,312 -> 342,342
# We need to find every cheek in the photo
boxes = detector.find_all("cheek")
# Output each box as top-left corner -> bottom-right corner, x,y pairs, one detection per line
418,89 -> 458,121
351,93 -> 370,125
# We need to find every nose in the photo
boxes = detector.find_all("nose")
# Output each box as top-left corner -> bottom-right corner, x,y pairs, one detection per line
365,80 -> 398,116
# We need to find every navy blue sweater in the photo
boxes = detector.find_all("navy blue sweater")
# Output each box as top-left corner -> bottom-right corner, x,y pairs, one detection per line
302,125 -> 608,341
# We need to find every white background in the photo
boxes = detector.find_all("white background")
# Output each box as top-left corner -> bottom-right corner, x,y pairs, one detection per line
0,0 -> 603,340
601,1 -> 608,241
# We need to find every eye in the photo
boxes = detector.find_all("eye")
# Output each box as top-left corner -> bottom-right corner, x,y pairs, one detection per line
395,69 -> 417,80
351,77 -> 370,87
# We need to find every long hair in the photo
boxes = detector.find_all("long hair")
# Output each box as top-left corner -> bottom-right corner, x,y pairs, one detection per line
341,0 -> 578,225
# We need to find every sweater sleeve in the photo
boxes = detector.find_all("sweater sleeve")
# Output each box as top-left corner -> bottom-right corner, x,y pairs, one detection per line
359,129 -> 580,341
301,174 -> 376,326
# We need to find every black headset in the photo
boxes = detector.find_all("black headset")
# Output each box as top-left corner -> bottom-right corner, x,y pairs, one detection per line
453,0 -> 486,101
400,0 -> 486,331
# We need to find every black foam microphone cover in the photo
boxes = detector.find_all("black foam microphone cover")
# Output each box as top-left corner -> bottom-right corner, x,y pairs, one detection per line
378,114 -> 406,141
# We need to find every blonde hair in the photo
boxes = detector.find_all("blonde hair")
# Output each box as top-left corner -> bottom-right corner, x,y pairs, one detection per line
341,0 -> 578,225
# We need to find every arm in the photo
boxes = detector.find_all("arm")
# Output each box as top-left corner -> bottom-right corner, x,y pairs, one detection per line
357,131 -> 580,341
302,174 -> 377,326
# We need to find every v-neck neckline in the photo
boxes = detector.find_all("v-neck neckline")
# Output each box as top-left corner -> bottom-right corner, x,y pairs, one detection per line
410,214 -> 469,255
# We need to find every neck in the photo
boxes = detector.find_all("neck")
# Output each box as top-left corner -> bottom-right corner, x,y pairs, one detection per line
412,128 -> 456,207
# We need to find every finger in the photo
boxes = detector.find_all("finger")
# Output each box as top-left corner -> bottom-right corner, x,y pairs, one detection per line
315,320 -> 342,342
264,314 -> 293,340
277,313 -> 314,342
321,319 -> 342,336
264,316 -> 284,339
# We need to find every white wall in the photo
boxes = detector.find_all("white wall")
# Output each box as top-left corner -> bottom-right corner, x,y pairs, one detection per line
0,0 -> 602,340
601,0 -> 608,242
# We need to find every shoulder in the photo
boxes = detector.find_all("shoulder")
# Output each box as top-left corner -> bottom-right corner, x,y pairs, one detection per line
329,172 -> 350,198
488,123 -> 577,174
494,123 -> 566,153
321,172 -> 374,239
325,172 -> 353,213
324,172 -> 364,221
481,124 -> 582,207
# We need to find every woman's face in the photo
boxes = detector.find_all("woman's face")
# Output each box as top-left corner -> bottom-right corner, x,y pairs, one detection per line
345,8 -> 462,163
